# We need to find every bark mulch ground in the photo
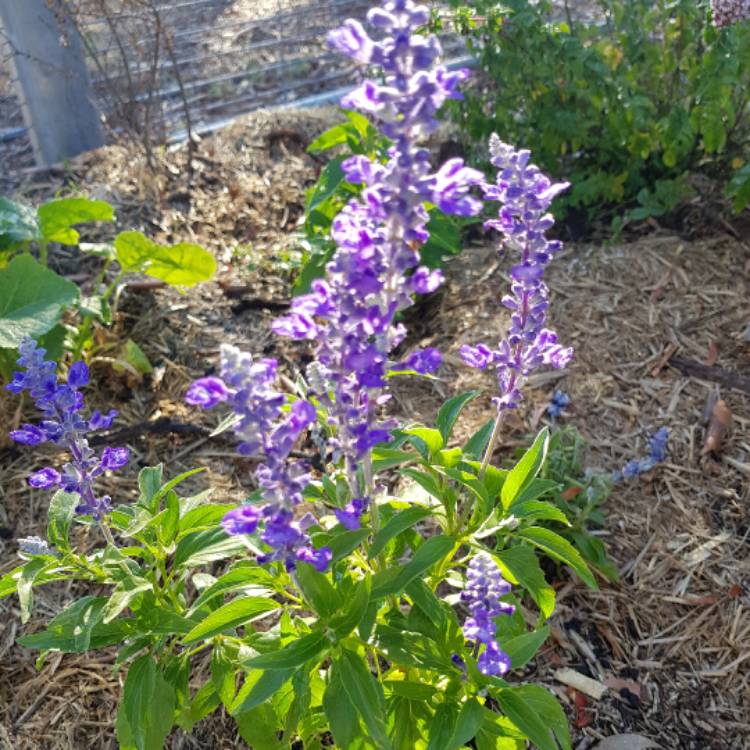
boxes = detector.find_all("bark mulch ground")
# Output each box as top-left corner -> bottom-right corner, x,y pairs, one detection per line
0,108 -> 748,749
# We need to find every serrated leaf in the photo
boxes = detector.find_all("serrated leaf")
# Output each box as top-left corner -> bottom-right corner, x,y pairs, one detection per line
0,254 -> 79,347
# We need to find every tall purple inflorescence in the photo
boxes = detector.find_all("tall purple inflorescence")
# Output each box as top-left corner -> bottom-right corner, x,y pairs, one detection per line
6,338 -> 128,518
711,0 -> 750,27
186,345 -> 331,572
461,552 -> 515,676
273,0 -> 483,527
461,136 -> 572,419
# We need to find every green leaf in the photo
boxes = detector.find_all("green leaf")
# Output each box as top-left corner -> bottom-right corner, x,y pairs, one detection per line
331,576 -> 371,638
307,123 -> 351,154
243,631 -> 328,670
0,566 -> 23,599
231,668 -> 294,715
501,428 -> 549,509
18,557 -> 49,623
371,447 -> 417,473
235,704 -> 285,750
464,419 -> 495,460
0,254 -> 79,347
324,665 -> 360,748
516,526 -> 598,589
0,197 -> 40,250
137,465 -> 163,511
295,563 -> 341,618
37,197 -> 114,245
183,597 -> 281,643
405,578 -> 447,628
496,685 -> 571,750
446,698 -> 485,750
189,562 -> 275,612
495,545 -> 555,620
336,649 -> 391,749
420,209 -> 463,269
178,502 -> 233,537
102,578 -> 152,623
307,157 -> 347,212
437,391 -> 480,442
47,490 -> 80,550
403,426 -> 444,456
372,534 -> 455,598
173,527 -> 247,569
122,654 -> 176,750
507,499 -> 570,525
18,596 -> 131,653
119,339 -> 153,375
427,704 -> 458,750
368,506 -> 431,560
115,231 -> 216,287
502,625 -> 550,669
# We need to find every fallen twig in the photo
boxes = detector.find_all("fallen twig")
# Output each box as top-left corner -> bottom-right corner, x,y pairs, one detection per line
668,356 -> 750,395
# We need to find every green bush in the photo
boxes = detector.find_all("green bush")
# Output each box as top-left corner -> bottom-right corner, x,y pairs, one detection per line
439,0 -> 750,228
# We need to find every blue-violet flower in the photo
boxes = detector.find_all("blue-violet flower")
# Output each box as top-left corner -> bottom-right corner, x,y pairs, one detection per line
461,552 -> 515,676
6,338 -> 128,518
186,345 -> 331,571
274,0 -> 483,527
461,136 -> 572,413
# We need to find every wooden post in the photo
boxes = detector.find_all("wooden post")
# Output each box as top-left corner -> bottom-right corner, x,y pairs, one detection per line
0,0 -> 104,166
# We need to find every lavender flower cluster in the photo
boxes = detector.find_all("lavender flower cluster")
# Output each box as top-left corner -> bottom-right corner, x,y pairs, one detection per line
7,338 -> 128,518
614,426 -> 669,481
186,345 -> 331,571
461,136 -> 572,413
461,552 -> 515,676
272,0 -> 484,527
711,0 -> 750,27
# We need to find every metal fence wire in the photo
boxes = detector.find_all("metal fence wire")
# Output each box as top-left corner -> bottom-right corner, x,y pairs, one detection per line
0,0 -> 466,167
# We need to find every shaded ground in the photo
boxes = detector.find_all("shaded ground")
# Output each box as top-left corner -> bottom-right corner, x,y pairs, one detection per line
0,108 -> 749,749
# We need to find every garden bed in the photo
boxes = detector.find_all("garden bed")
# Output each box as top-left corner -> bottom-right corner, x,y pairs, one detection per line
0,108 -> 748,749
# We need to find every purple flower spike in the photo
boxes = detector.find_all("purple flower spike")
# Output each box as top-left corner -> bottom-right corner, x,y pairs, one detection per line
187,345 -> 328,571
9,424 -> 46,446
28,467 -> 61,489
296,545 -> 334,572
185,376 -> 230,408
6,338 -> 129,519
460,552 -> 514,676
67,361 -> 90,388
101,446 -> 129,471
462,136 -> 572,413
222,505 -> 261,536
276,1 -> 484,512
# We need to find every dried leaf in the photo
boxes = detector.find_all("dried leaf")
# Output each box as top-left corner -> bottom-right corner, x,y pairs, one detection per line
702,400 -> 732,455
705,341 -> 718,366
561,486 -> 583,502
604,676 -> 642,699
566,687 -> 594,728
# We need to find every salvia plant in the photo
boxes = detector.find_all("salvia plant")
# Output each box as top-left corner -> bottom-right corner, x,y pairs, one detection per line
0,194 -> 216,376
0,3 -> 608,749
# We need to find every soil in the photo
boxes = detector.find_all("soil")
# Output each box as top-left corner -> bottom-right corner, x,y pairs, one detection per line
0,106 -> 749,749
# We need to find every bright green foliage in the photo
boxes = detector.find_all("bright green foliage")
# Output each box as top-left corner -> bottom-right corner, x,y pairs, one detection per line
0,194 -> 216,370
291,110 -> 476,294
0,254 -> 78,348
440,0 -> 750,227
1,400 -> 603,749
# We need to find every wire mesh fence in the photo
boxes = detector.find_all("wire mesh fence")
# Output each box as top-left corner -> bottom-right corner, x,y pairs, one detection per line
0,0 -> 469,172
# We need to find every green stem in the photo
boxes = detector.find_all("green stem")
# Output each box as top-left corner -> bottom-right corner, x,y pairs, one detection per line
479,410 -> 505,478
38,241 -> 48,266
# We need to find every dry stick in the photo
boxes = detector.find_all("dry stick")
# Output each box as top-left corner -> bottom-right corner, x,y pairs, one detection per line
668,356 -> 750,395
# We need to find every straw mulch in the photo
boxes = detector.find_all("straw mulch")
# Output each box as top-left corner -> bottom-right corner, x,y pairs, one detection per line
0,111 -> 748,749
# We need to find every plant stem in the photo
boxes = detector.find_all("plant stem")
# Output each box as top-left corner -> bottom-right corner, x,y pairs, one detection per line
38,241 -> 48,266
479,410 -> 505,478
